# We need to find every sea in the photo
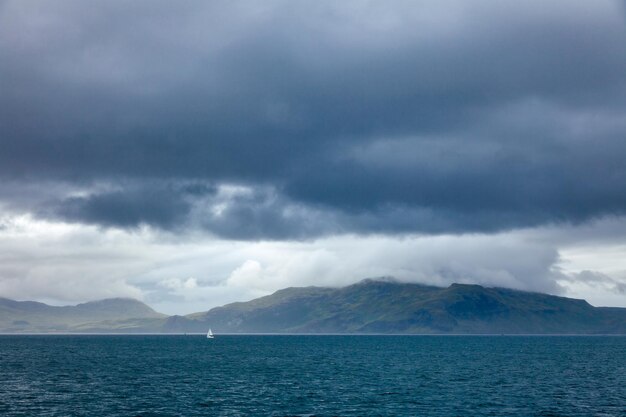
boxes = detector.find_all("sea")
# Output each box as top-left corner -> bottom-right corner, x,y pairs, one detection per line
0,335 -> 624,416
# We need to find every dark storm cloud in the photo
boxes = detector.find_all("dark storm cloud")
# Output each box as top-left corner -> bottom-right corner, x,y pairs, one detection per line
1,0 -> 626,238
43,182 -> 215,230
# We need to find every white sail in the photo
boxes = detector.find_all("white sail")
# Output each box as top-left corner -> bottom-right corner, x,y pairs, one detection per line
207,328 -> 214,338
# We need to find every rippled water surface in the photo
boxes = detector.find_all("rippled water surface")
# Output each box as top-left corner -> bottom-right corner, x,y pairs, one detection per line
0,335 -> 624,416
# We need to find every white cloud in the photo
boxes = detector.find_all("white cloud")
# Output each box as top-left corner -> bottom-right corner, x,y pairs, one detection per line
227,260 -> 263,288
159,277 -> 198,290
0,214 -> 625,313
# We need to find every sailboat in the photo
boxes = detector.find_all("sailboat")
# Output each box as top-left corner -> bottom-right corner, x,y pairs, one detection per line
206,328 -> 214,339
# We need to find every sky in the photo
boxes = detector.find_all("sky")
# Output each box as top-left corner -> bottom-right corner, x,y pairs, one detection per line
1,0 -> 626,315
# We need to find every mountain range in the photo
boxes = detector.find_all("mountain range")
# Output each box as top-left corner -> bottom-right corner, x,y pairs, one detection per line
1,279 -> 625,334
0,297 -> 165,333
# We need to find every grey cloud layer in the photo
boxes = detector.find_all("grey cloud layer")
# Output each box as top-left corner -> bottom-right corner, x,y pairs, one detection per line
2,0 -> 626,238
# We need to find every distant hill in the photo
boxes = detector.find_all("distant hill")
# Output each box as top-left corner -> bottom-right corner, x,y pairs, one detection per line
188,279 -> 626,334
0,297 -> 165,333
1,280 -> 625,334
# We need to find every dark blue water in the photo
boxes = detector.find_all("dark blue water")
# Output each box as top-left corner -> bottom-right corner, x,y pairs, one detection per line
0,335 -> 624,416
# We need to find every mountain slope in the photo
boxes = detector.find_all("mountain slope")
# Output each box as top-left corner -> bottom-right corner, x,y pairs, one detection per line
1,280 -> 624,333
188,280 -> 626,334
0,297 -> 165,332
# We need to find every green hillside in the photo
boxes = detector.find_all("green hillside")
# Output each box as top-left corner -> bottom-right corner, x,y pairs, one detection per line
1,280 -> 624,334
189,280 -> 626,334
